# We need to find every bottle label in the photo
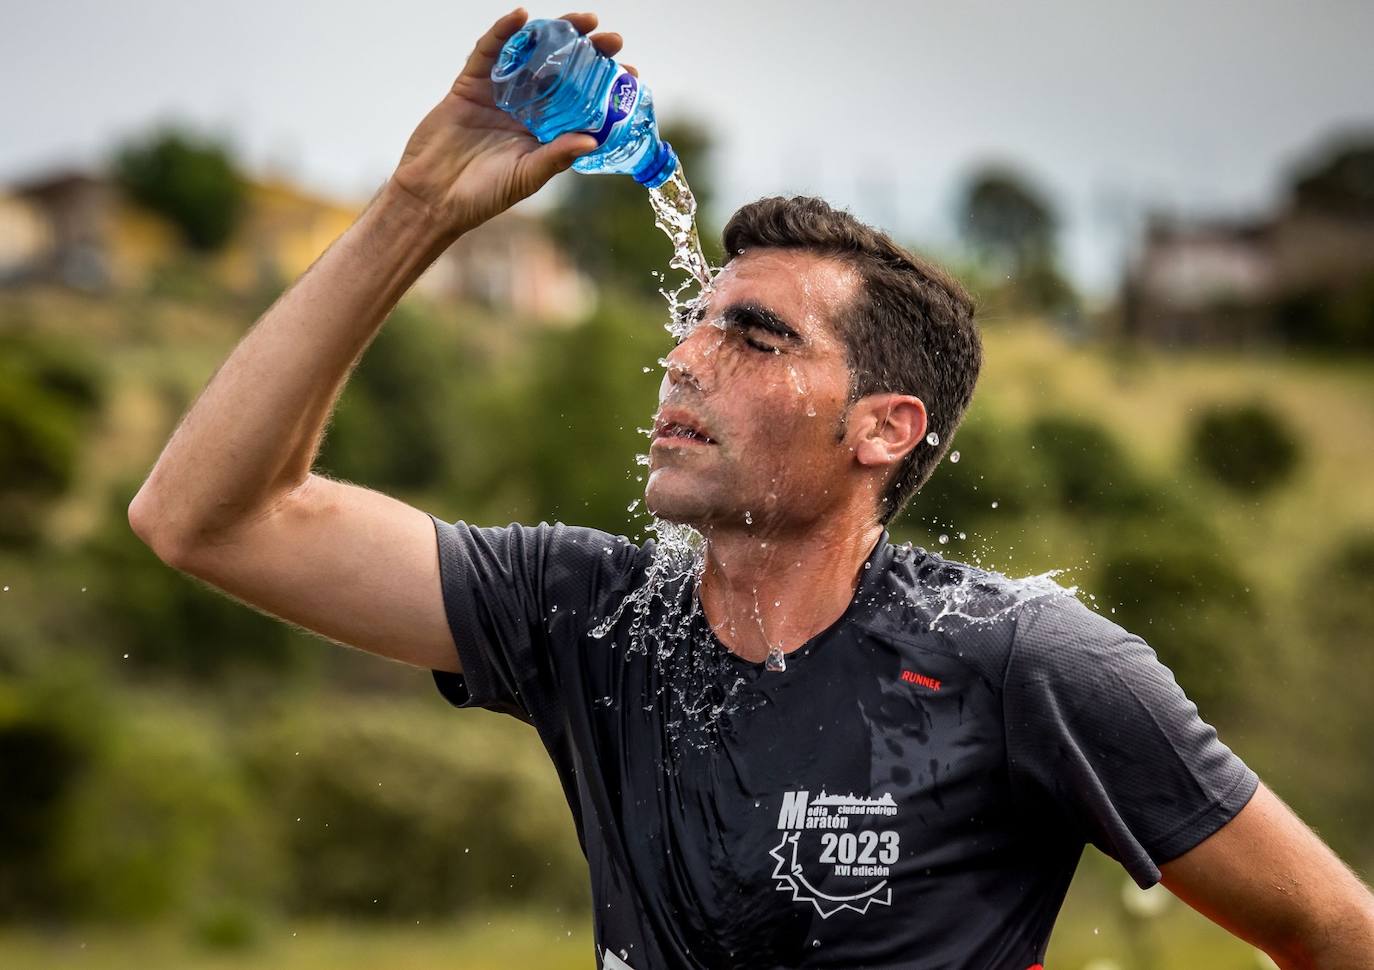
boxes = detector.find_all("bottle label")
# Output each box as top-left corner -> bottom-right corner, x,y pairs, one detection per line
589,71 -> 639,147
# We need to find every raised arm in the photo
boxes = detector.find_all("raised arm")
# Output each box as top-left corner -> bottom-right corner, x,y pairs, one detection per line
128,9 -> 615,671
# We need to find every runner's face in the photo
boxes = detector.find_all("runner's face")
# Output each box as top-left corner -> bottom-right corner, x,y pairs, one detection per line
645,249 -> 861,532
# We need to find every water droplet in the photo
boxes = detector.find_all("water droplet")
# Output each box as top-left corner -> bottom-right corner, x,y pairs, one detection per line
938,534 -> 950,544
765,647 -> 787,672
926,431 -> 940,446
949,450 -> 960,463
990,500 -> 999,509
744,510 -> 753,525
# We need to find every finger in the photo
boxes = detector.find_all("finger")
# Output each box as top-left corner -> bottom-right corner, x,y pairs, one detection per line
514,131 -> 597,196
621,62 -> 639,78
558,12 -> 599,34
590,31 -> 623,57
456,7 -> 529,85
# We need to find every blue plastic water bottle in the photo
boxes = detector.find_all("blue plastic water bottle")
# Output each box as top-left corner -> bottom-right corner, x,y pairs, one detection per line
491,18 -> 679,188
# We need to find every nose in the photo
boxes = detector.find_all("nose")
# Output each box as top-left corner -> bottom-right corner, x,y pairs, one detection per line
664,353 -> 700,392
662,323 -> 720,392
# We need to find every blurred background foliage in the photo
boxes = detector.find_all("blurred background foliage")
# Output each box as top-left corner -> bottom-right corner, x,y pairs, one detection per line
1,115 -> 1372,970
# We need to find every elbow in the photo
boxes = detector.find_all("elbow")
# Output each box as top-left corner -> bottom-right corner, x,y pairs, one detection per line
128,487 -> 193,569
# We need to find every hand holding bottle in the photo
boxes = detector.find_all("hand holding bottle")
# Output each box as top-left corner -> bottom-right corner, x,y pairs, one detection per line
389,9 -> 635,239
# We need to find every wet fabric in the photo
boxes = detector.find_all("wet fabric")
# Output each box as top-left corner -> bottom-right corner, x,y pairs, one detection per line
428,517 -> 1258,970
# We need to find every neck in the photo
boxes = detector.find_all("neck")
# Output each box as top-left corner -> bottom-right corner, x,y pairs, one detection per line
696,514 -> 885,664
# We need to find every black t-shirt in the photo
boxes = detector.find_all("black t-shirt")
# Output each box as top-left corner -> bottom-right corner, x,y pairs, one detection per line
428,517 -> 1258,970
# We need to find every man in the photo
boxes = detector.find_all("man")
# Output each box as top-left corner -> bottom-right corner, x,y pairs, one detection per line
129,9 -> 1374,969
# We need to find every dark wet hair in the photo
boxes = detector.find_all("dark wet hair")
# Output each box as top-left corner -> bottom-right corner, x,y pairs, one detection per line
722,196 -> 982,525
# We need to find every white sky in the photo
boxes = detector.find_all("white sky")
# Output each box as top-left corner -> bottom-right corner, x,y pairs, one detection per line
4,0 -> 1373,293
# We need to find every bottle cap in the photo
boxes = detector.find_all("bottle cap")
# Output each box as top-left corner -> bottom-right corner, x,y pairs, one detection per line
635,141 -> 679,188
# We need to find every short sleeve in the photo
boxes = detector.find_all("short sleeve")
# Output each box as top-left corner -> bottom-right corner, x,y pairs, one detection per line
427,516 -> 645,728
1003,593 -> 1259,888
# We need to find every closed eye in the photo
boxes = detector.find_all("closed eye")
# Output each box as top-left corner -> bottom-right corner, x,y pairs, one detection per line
743,333 -> 781,354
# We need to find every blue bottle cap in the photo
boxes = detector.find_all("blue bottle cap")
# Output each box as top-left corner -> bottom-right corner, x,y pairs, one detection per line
635,141 -> 679,188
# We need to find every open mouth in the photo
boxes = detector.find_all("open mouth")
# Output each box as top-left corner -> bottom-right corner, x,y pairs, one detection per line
653,417 -> 717,445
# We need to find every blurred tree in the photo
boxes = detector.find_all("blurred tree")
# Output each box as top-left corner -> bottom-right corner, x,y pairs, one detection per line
549,120 -> 721,300
959,166 -> 1056,271
316,302 -> 453,494
1187,401 -> 1301,495
958,165 -> 1075,314
522,295 -> 665,533
111,123 -> 248,252
1290,135 -> 1374,218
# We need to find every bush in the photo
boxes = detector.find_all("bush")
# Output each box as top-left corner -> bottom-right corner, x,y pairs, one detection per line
244,703 -> 589,919
902,405 -> 1039,532
1027,415 -> 1155,516
1187,401 -> 1301,494
54,705 -> 280,923
0,676 -> 101,917
0,673 -> 273,924
1095,540 -> 1260,720
0,332 -> 105,547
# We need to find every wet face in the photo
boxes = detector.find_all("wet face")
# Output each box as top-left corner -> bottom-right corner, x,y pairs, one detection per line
644,249 -> 864,533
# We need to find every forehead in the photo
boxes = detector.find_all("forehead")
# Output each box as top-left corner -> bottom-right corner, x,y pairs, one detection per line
704,249 -> 859,343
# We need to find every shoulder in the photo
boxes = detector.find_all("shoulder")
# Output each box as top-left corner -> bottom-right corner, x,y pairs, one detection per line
860,542 -> 1083,683
1008,589 -> 1153,680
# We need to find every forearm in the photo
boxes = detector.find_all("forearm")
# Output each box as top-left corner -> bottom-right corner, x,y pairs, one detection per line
130,178 -> 456,551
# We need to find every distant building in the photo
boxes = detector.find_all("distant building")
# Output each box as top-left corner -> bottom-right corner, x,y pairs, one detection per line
0,168 -> 593,323
1122,139 -> 1374,348
1121,217 -> 1276,347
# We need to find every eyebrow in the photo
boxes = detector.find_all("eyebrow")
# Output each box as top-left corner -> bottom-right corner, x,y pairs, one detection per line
721,302 -> 803,343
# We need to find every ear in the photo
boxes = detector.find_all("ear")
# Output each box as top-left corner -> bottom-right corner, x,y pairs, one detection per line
848,393 -> 928,470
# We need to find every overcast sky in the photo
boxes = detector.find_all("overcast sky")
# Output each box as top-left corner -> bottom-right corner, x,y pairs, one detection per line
5,0 -> 1372,292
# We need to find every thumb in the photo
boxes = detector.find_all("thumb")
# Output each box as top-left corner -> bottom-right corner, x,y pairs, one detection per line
515,132 -> 597,195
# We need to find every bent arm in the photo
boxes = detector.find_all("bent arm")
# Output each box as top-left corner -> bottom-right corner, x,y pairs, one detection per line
130,179 -> 452,551
1160,780 -> 1374,968
128,10 -> 618,673
129,180 -> 462,672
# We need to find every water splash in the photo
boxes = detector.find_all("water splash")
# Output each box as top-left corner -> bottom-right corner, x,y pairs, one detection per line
647,163 -> 712,290
912,552 -> 1078,633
